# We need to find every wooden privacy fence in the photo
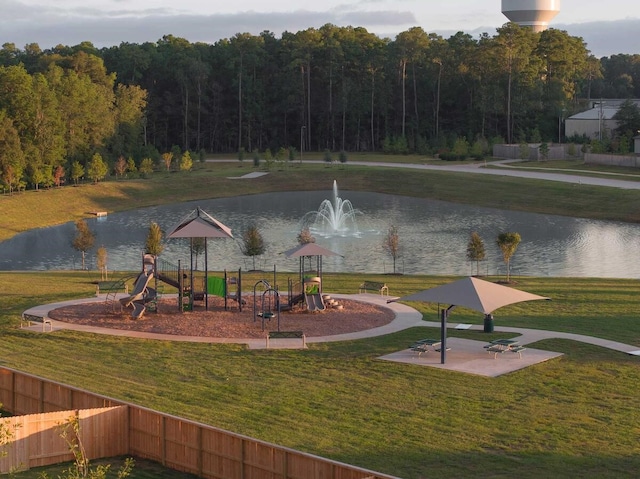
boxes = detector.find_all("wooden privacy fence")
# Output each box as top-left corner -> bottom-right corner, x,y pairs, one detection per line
0,406 -> 128,473
0,367 -> 398,479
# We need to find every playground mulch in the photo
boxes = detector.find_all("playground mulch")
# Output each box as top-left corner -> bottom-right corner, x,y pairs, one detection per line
47,296 -> 395,339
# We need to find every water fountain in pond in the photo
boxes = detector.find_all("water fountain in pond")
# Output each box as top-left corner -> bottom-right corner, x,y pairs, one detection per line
302,180 -> 361,237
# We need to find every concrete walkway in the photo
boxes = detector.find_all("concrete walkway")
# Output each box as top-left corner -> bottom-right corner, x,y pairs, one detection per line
22,293 -> 640,377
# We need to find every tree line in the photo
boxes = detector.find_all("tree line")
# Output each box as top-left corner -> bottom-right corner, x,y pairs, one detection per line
1,23 -> 640,192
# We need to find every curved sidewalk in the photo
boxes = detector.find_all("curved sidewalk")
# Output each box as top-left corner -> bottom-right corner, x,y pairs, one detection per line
22,293 -> 640,355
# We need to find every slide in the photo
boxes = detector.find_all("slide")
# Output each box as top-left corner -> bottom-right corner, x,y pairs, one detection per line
305,293 -> 326,312
119,271 -> 154,318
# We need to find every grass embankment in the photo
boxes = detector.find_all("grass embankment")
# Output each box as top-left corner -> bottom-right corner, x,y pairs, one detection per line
487,158 -> 640,181
1,272 -> 639,479
2,159 -> 640,242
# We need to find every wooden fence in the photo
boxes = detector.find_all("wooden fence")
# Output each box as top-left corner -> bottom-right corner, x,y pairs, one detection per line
0,367 -> 398,479
0,406 -> 128,473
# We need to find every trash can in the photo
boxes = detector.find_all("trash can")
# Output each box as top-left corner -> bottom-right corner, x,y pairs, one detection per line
483,314 -> 494,333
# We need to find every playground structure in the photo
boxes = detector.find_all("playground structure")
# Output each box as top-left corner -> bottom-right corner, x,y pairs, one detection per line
118,257 -> 156,318
103,253 -> 244,317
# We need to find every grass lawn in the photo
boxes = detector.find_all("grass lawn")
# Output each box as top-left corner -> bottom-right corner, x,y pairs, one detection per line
1,272 -> 639,479
2,156 -> 640,478
485,158 -> 640,182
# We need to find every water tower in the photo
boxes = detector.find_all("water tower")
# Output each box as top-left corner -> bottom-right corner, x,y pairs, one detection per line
501,0 -> 560,32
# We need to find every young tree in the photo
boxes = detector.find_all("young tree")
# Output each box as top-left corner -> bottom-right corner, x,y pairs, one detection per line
496,232 -> 521,282
538,142 -> 549,161
139,157 -> 154,177
87,152 -> 108,183
180,150 -> 193,171
242,224 -> 265,270
466,231 -> 486,276
38,415 -> 134,479
126,157 -> 137,176
96,245 -> 108,280
72,219 -> 95,270
114,155 -> 127,178
145,222 -> 164,256
191,237 -> 205,270
382,225 -> 401,274
53,164 -> 65,187
162,151 -> 173,172
70,160 -> 84,185
297,227 -> 315,244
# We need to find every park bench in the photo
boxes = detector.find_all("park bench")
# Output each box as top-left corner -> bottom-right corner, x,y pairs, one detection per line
266,330 -> 306,349
21,313 -> 53,332
358,280 -> 389,296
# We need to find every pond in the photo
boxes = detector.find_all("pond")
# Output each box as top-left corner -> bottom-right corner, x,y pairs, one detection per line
1,188 -> 639,278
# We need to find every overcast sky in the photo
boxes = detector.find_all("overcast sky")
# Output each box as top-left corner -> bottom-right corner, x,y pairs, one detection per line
2,0 -> 638,58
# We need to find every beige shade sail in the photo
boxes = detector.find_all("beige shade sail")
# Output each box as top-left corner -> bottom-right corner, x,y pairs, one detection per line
391,276 -> 549,315
389,276 -> 550,364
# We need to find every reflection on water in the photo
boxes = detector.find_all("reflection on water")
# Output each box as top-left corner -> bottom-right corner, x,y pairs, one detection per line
1,190 -> 639,278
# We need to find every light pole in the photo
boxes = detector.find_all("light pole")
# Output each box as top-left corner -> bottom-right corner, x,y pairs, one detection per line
300,125 -> 306,164
558,108 -> 566,144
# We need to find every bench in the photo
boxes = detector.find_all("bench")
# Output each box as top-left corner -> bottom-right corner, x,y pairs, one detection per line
21,313 -> 53,332
486,345 -> 526,359
266,330 -> 306,349
358,281 -> 389,296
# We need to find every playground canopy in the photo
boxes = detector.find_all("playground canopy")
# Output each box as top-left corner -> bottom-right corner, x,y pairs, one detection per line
283,243 -> 342,292
168,207 -> 233,239
167,207 -> 233,310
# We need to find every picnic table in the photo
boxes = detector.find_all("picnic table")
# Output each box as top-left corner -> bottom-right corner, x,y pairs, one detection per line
484,339 -> 526,359
410,339 -> 444,356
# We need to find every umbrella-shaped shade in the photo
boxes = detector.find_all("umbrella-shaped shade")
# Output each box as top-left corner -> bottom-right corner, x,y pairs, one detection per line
390,277 -> 550,364
167,207 -> 233,239
283,243 -> 341,258
393,276 -> 549,314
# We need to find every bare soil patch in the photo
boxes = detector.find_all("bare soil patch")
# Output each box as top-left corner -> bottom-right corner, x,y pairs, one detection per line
48,296 -> 395,339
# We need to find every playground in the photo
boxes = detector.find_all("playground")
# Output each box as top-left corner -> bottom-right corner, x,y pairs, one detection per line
46,294 -> 395,339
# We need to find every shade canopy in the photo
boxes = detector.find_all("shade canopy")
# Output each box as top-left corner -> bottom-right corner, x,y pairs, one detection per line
167,207 -> 233,239
390,277 -> 550,364
283,243 -> 341,258
392,276 -> 549,314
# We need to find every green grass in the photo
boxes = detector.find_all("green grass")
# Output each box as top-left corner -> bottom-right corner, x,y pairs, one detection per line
487,159 -> 640,181
2,158 -> 640,242
1,272 -> 639,478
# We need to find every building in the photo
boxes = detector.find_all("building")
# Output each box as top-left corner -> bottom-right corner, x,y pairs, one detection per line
501,0 -> 560,32
565,100 -> 640,140
564,107 -> 618,140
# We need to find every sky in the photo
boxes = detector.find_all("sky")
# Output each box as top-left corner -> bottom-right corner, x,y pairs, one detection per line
2,0 -> 639,58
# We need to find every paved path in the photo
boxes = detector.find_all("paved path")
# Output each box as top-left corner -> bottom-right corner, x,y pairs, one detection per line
22,293 -> 640,355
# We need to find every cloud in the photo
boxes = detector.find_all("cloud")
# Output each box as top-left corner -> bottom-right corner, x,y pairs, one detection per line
0,1 -> 637,59
556,19 -> 640,57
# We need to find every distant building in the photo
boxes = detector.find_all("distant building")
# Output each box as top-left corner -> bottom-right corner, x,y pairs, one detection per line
565,100 -> 640,140
565,107 -> 618,140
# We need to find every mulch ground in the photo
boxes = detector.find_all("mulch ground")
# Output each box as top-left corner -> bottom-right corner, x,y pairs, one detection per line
47,296 -> 395,339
